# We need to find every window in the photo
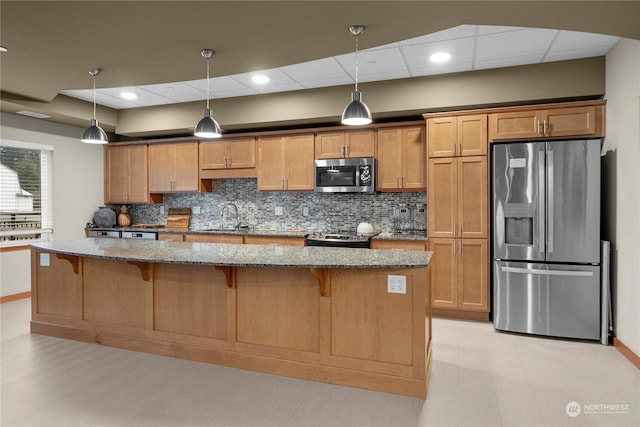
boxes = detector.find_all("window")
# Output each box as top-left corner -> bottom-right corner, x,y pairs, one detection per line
0,140 -> 53,248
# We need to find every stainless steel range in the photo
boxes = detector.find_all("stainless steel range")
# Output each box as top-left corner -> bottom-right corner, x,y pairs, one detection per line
304,233 -> 372,249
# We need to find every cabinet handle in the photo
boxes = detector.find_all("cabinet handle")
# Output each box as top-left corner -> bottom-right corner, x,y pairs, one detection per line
285,179 -> 288,189
459,142 -> 462,155
453,142 -> 457,156
453,223 -> 456,237
537,120 -> 542,135
346,145 -> 349,157
402,176 -> 405,187
459,239 -> 462,255
543,120 -> 549,135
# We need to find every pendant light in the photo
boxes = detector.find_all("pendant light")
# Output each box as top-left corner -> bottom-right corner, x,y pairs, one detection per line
194,48 -> 222,138
81,68 -> 109,144
341,25 -> 372,126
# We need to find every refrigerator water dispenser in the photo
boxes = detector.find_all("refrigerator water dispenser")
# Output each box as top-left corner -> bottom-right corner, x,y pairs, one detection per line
504,203 -> 534,245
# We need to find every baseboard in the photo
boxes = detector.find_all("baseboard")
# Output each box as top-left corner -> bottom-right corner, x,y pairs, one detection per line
613,337 -> 640,369
432,308 -> 490,322
0,291 -> 31,303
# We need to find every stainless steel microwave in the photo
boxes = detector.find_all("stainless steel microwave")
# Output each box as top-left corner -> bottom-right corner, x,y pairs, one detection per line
314,158 -> 375,193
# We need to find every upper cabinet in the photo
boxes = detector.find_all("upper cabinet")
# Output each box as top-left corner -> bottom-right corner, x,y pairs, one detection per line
315,129 -> 375,159
200,137 -> 256,170
257,133 -> 315,191
376,125 -> 425,191
104,144 -> 150,204
149,142 -> 199,193
427,114 -> 487,158
488,102 -> 605,141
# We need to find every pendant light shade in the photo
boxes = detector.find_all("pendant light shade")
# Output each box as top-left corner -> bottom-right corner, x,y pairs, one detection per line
195,108 -> 222,138
341,25 -> 372,126
81,68 -> 108,144
194,48 -> 222,138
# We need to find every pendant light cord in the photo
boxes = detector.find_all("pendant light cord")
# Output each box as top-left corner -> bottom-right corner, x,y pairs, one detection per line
92,74 -> 97,120
354,35 -> 359,92
206,57 -> 210,110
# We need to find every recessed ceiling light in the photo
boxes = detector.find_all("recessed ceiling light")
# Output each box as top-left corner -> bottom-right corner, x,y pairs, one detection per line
251,75 -> 270,84
120,92 -> 138,100
430,52 -> 452,63
0,46 -> 8,52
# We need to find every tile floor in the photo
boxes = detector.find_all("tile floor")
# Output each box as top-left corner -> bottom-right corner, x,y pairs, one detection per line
1,298 -> 638,426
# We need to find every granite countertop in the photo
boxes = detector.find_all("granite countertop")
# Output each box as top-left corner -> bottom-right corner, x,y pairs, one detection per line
33,238 -> 431,269
87,227 -> 427,241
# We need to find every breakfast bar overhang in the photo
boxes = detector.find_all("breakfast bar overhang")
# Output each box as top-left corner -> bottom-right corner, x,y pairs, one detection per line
30,239 -> 432,398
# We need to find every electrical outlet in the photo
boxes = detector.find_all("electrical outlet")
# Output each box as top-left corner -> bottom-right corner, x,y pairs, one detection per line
387,275 -> 406,294
160,206 -> 165,214
275,206 -> 283,216
302,206 -> 309,217
192,206 -> 201,214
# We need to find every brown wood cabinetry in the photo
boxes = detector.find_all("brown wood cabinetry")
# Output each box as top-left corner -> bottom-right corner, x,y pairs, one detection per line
376,126 -> 425,191
427,156 -> 487,239
184,233 -> 244,244
244,235 -> 305,246
149,142 -> 199,193
488,102 -> 605,141
104,144 -> 149,204
426,114 -> 487,158
371,239 -> 426,251
428,238 -> 488,312
257,133 -> 314,191
200,138 -> 256,170
315,129 -> 375,159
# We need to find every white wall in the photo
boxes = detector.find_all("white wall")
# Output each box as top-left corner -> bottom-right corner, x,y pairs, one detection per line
604,39 -> 640,356
0,113 -> 104,297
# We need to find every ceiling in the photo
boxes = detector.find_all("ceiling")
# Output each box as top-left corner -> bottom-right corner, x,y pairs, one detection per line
1,1 -> 638,134
60,25 -> 620,110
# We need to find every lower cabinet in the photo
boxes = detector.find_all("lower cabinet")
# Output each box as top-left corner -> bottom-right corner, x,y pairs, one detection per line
428,238 -> 488,313
244,236 -> 304,246
371,239 -> 426,251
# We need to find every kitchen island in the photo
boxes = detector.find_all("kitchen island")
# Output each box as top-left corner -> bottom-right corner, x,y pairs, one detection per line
31,239 -> 432,398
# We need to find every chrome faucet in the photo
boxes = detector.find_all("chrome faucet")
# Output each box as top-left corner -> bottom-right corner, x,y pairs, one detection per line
220,203 -> 240,229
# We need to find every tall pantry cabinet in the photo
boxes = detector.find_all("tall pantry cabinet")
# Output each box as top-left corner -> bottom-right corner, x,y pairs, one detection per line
425,113 -> 489,317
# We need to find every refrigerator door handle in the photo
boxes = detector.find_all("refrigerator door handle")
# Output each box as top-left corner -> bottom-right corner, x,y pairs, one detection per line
500,266 -> 594,277
547,149 -> 554,254
538,151 -> 546,253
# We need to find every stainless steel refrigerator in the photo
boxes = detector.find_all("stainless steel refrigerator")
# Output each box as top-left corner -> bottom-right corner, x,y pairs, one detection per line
492,139 -> 601,340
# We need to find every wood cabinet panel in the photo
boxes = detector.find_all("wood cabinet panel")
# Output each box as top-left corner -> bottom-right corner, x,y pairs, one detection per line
489,104 -> 601,141
149,142 -> 198,193
153,263 -> 227,339
105,145 -> 149,204
428,157 -> 487,239
158,233 -> 184,241
184,234 -> 244,244
376,125 -> 425,191
236,267 -> 320,353
331,269 -> 414,366
315,130 -> 374,159
371,239 -> 426,251
34,252 -> 82,319
244,236 -> 305,246
428,238 -> 457,308
458,239 -> 488,311
427,115 -> 486,158
258,133 -> 314,191
200,138 -> 256,170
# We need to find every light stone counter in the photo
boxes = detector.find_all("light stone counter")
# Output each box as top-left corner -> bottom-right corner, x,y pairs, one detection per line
34,238 -> 431,269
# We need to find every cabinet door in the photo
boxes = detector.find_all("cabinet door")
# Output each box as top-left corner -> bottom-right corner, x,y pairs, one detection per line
345,129 -> 375,158
184,234 -> 243,244
158,233 -> 184,242
488,110 -> 540,141
428,238 -> 458,308
244,236 -> 305,246
126,145 -> 149,203
257,136 -> 286,190
544,106 -> 596,137
402,126 -> 425,189
427,117 -> 455,157
371,240 -> 426,251
227,138 -> 256,169
148,144 -> 174,192
285,134 -> 314,190
199,141 -> 228,169
458,239 -> 488,311
315,132 -> 345,159
457,156 -> 488,239
376,128 -> 403,190
427,158 -> 456,238
173,142 -> 199,192
458,115 -> 487,156
105,145 -> 129,203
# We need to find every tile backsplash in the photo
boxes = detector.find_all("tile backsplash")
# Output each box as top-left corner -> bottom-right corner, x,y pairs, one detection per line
117,178 -> 426,234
